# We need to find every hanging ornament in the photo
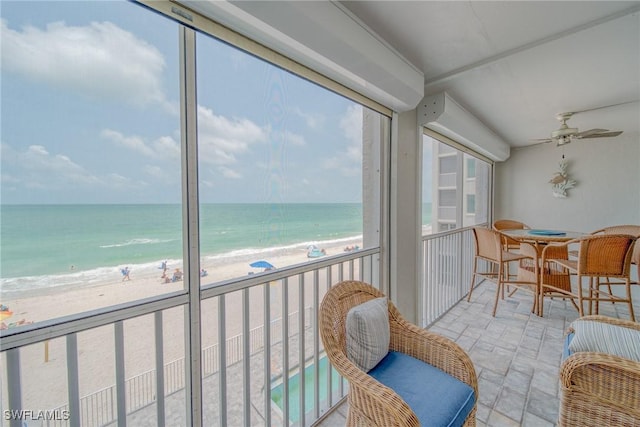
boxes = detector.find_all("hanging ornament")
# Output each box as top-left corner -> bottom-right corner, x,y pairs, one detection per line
549,154 -> 577,198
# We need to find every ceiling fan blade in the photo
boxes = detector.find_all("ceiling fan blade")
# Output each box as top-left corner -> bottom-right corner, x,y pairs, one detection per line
567,100 -> 639,115
575,128 -> 608,138
529,138 -> 553,143
579,130 -> 623,139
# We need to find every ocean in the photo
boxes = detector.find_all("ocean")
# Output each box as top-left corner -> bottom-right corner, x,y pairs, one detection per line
0,203 -> 364,295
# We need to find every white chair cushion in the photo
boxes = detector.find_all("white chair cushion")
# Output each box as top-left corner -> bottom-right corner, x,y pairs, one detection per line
569,319 -> 640,362
346,297 -> 390,372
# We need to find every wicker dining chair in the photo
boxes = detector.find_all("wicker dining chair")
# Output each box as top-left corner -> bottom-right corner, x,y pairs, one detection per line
591,225 -> 640,301
515,243 -> 574,317
493,219 -> 530,251
493,220 -> 531,281
319,281 -> 478,426
542,234 -> 637,321
468,227 -> 538,316
559,315 -> 640,426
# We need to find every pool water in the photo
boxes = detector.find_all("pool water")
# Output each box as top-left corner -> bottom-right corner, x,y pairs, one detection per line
271,357 -> 342,424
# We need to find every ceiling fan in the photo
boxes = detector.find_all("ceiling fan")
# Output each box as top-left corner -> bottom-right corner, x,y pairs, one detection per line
532,112 -> 623,146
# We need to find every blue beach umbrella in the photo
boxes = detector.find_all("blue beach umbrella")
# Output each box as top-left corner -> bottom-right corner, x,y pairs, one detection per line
250,260 -> 275,269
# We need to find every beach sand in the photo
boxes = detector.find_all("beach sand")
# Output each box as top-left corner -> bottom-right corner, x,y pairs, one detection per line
0,238 -> 363,417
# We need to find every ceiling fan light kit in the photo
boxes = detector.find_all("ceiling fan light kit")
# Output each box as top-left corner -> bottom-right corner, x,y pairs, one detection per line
555,135 -> 572,146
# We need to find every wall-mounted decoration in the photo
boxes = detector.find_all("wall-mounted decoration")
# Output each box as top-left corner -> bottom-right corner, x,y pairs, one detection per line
549,155 -> 576,198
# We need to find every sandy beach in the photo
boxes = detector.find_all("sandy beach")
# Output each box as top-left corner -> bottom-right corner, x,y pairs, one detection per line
0,238 -> 363,418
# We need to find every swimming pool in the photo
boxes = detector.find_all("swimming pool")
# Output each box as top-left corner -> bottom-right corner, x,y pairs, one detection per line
271,356 -> 342,425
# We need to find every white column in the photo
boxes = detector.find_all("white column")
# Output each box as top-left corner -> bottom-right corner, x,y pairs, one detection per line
389,110 -> 421,323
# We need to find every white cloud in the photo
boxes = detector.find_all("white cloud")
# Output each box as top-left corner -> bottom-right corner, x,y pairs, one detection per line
0,19 -> 174,112
340,105 -> 363,161
101,129 -> 180,160
1,174 -> 20,184
11,144 -> 102,188
283,130 -> 306,146
106,172 -> 147,190
268,129 -> 306,147
218,166 -> 242,179
197,105 -> 267,166
1,142 -> 156,194
101,129 -> 156,157
100,130 -> 181,184
322,105 -> 363,176
292,107 -> 325,129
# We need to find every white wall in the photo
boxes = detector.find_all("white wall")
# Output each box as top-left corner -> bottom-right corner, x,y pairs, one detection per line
495,135 -> 639,232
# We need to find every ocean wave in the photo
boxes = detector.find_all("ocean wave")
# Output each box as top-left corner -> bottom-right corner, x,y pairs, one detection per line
100,238 -> 175,248
1,235 -> 363,297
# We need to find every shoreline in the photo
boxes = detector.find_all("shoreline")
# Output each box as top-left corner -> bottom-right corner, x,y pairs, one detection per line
0,234 -> 364,300
1,237 -> 363,324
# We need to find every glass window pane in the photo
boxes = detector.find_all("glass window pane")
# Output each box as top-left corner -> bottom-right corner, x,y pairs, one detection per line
1,1 -> 182,318
422,134 -> 491,234
195,31 -> 385,285
467,158 -> 476,178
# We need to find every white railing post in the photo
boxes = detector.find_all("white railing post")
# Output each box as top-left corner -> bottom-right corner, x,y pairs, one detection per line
66,334 -> 80,427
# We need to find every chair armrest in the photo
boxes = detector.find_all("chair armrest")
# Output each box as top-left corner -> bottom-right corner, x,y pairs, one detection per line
388,309 -> 478,395
560,351 -> 640,414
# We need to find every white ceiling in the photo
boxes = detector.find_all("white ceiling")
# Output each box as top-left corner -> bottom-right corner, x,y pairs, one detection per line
339,1 -> 640,147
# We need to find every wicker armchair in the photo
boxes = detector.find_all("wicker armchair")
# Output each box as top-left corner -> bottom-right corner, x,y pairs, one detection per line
559,315 -> 640,426
319,281 -> 478,426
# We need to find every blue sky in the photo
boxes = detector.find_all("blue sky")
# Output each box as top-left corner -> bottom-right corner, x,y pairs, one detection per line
1,1 -> 370,205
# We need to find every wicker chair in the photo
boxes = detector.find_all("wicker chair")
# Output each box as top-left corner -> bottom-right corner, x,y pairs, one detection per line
493,219 -> 530,251
542,234 -> 637,321
493,220 -> 531,281
516,243 -> 573,317
468,227 -> 538,316
319,281 -> 478,426
559,315 -> 640,426
591,225 -> 640,302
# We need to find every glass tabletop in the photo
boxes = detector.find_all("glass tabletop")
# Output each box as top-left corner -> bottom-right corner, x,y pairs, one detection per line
501,228 -> 584,242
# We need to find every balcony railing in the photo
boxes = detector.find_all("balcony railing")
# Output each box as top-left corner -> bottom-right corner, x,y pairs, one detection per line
2,224 -> 481,427
421,225 -> 486,327
0,248 -> 380,427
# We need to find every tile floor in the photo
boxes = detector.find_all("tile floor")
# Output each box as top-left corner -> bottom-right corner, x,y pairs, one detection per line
315,280 -> 638,427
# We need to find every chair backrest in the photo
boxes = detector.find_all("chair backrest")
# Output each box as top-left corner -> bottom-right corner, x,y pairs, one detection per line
473,227 -> 504,262
493,219 -> 530,248
319,281 -> 387,374
493,219 -> 529,231
575,234 -> 637,276
593,225 -> 640,266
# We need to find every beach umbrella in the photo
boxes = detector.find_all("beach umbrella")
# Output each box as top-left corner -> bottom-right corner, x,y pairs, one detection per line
250,260 -> 275,269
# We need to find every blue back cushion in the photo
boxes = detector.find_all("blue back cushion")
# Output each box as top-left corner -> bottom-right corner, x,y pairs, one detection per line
562,332 -> 574,361
368,351 -> 475,427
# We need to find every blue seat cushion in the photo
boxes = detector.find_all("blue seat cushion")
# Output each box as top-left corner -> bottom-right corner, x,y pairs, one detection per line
368,351 -> 475,427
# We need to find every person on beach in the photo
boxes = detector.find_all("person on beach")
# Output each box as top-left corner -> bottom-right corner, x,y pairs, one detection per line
161,271 -> 171,284
121,267 -> 131,282
172,268 -> 183,282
